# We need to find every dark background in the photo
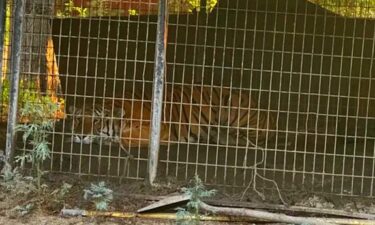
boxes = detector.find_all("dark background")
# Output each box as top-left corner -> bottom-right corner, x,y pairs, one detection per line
49,0 -> 375,196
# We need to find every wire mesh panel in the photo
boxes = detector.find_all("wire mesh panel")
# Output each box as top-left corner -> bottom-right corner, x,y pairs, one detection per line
1,0 -> 65,163
51,2 -> 159,179
6,0 -> 375,204
159,0 -> 375,200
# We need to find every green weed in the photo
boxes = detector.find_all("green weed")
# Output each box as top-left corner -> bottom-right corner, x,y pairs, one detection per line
83,181 -> 113,211
176,175 -> 216,225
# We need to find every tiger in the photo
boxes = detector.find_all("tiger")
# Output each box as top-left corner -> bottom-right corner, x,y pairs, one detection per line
67,85 -> 275,155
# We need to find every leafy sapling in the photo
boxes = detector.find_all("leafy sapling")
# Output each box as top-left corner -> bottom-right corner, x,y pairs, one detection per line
83,181 -> 113,211
15,97 -> 59,190
176,175 -> 217,225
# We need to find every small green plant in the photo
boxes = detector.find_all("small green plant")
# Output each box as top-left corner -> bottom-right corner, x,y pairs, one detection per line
11,203 -> 34,217
15,96 -> 59,190
176,175 -> 216,225
50,182 -> 72,202
56,0 -> 88,18
1,164 -> 22,182
83,181 -> 113,211
0,80 -> 59,115
45,182 -> 72,211
0,165 -> 37,195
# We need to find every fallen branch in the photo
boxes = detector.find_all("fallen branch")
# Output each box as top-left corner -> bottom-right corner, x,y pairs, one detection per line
61,205 -> 375,225
116,192 -> 375,220
206,199 -> 375,220
60,208 -> 265,222
199,201 -> 375,225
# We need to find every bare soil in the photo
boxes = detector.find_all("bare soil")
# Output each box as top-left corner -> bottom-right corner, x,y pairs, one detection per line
1,170 -> 375,225
0,215 -> 243,225
0,172 -> 257,225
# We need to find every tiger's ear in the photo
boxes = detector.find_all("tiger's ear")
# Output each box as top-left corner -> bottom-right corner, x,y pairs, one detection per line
68,105 -> 82,115
113,107 -> 126,118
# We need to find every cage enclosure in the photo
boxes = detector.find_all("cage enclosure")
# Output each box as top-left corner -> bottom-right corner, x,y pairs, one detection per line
2,0 -> 375,212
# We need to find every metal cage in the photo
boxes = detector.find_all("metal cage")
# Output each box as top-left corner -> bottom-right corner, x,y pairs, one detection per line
2,0 -> 375,207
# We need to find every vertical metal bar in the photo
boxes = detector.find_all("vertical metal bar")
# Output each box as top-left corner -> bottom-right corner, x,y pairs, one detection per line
5,0 -> 24,164
148,0 -> 168,185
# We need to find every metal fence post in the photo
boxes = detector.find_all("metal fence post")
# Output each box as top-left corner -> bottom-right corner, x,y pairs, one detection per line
5,0 -> 24,164
148,0 -> 168,185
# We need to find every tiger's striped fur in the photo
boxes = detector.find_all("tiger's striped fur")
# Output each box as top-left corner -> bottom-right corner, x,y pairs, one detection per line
68,85 -> 275,151
164,85 -> 275,146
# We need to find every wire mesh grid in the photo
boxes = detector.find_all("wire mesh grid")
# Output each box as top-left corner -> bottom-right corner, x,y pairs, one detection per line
4,0 -> 375,202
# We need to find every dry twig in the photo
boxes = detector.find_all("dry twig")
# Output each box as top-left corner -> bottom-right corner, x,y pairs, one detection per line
241,140 -> 286,205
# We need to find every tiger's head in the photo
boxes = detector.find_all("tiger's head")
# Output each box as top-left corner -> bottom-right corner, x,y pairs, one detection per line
67,105 -> 125,145
67,100 -> 171,150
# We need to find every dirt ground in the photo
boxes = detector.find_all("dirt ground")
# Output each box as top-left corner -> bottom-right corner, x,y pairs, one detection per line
0,171 -> 258,225
1,170 -> 375,225
0,216 -> 179,225
0,215 -> 245,225
2,125 -> 375,224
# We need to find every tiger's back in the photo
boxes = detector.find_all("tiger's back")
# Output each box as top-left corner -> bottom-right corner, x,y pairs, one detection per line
164,85 -> 275,146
